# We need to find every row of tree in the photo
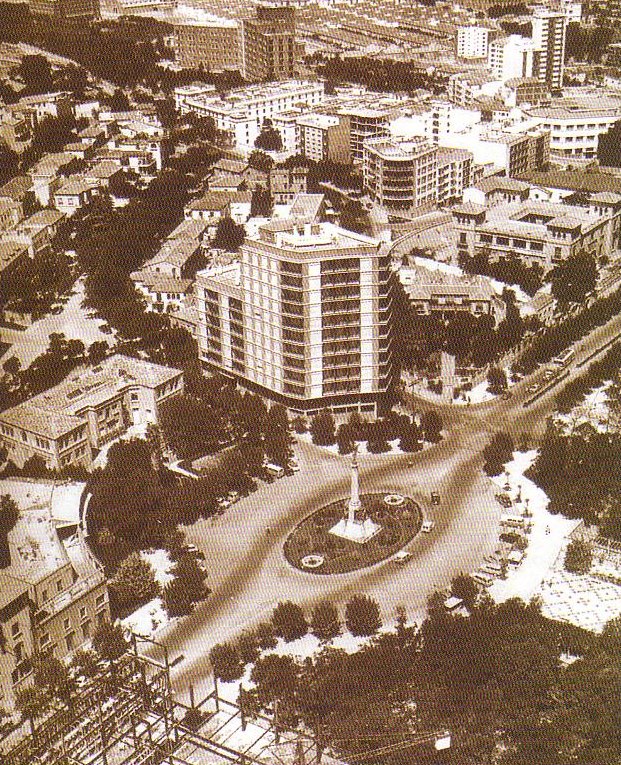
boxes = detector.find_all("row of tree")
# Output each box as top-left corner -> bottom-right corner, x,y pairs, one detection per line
304,408 -> 443,453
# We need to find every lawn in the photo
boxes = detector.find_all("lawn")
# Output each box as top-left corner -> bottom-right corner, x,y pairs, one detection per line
284,493 -> 422,575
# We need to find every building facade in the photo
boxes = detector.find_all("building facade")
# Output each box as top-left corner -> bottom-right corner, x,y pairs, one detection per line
29,0 -> 99,18
363,137 -> 473,214
532,8 -> 567,92
174,14 -> 241,72
0,355 -> 184,471
296,113 -> 350,164
241,5 -> 297,83
456,25 -> 490,60
195,220 -> 395,415
488,35 -> 539,82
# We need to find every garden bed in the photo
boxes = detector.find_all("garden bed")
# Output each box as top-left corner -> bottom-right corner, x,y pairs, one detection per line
284,493 -> 422,575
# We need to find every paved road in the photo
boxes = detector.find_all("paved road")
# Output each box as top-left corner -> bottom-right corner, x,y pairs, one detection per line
151,303 -> 621,701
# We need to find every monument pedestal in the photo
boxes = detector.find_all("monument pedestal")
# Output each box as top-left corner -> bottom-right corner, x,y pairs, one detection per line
329,517 -> 381,544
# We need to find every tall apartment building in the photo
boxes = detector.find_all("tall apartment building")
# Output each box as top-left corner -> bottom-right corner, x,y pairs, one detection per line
532,8 -> 567,92
456,25 -> 491,60
29,0 -> 99,19
241,5 -> 297,83
296,113 -> 350,164
363,137 -> 473,214
173,11 -> 241,72
195,220 -> 395,415
488,35 -> 540,82
0,510 -> 109,710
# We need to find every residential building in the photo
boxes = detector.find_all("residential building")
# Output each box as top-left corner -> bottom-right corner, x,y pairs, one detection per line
13,92 -> 74,127
12,209 -> 65,254
488,35 -> 540,82
608,42 -> 621,68
399,266 -> 506,323
363,137 -> 473,214
447,70 -> 502,108
0,509 -> 108,710
523,91 -> 621,163
531,7 -> 567,92
195,220 -> 395,415
131,271 -> 194,316
272,109 -> 306,154
331,104 -> 391,163
269,165 -> 308,204
184,192 -> 231,233
29,0 -> 99,17
0,198 -> 22,232
452,198 -> 620,270
0,355 -> 184,471
241,5 -> 297,83
53,178 -> 99,217
464,176 -> 531,207
0,240 -> 30,287
175,80 -> 324,150
456,25 -> 491,60
559,0 -> 582,22
296,113 -> 350,163
173,10 -> 241,72
501,77 -> 550,107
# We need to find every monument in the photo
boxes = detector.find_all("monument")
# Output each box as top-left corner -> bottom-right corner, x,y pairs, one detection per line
329,446 -> 381,543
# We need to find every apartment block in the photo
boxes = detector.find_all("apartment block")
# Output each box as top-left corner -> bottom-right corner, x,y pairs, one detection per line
456,25 -> 491,60
241,5 -> 297,83
296,113 -> 350,164
195,220 -> 395,415
488,35 -> 540,82
0,510 -> 108,710
173,11 -> 241,72
452,198 -> 620,270
363,137 -> 473,214
29,0 -> 99,19
174,80 -> 324,150
0,355 -> 184,471
532,8 -> 567,93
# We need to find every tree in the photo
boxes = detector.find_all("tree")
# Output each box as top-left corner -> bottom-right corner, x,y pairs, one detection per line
248,150 -> 273,173
310,410 -> 336,446
345,594 -> 382,636
250,185 -> 272,217
336,424 -> 355,455
70,648 -> 100,678
209,642 -> 244,682
93,621 -> 128,663
164,554 -> 210,616
450,573 -> 480,610
236,632 -> 261,664
159,394 -> 227,459
109,552 -> 160,611
310,601 -> 341,642
421,410 -> 443,443
107,88 -> 131,112
19,54 -> 53,94
487,366 -> 508,395
255,126 -> 283,151
15,685 -> 51,739
271,601 -> 308,642
251,653 -> 298,706
600,615 -> 621,655
0,494 -> 19,567
564,538 -> 592,574
483,432 -> 514,476
213,216 -> 245,251
0,140 -> 19,186
550,252 -> 598,305
33,654 -> 77,708
254,621 -> 278,649
399,421 -> 423,452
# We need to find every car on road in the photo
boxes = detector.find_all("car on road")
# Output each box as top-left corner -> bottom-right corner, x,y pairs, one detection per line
421,520 -> 435,533
542,369 -> 556,382
430,491 -> 441,505
393,550 -> 412,564
184,544 -> 206,560
526,383 -> 540,394
495,493 -> 513,509
500,390 -> 513,400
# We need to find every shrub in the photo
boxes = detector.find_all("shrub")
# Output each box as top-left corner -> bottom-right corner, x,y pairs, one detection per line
271,601 -> 308,642
345,594 -> 382,636
450,573 -> 480,609
109,552 -> 160,611
210,642 -> 244,682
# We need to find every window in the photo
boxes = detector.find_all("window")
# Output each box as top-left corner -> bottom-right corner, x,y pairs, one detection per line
41,589 -> 48,603
65,632 -> 75,652
82,621 -> 91,640
57,579 -> 63,593
96,593 -> 105,607
63,617 -> 71,631
11,622 -> 20,638
14,643 -> 23,663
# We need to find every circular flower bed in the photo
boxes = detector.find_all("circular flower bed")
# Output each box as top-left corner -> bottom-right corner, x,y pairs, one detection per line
284,493 -> 422,575
301,554 -> 325,569
384,493 -> 405,507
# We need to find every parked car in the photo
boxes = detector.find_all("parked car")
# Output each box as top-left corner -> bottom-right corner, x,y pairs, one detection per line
393,550 -> 412,564
430,491 -> 441,505
421,520 -> 435,533
495,493 -> 513,509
